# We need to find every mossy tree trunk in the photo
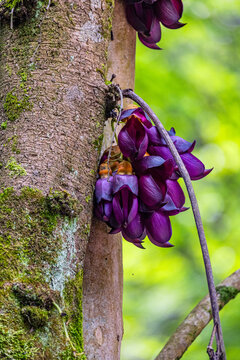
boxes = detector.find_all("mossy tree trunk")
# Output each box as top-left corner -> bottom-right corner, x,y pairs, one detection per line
0,0 -> 135,359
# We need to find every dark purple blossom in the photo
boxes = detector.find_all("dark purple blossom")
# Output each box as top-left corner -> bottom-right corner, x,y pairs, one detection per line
161,179 -> 187,214
122,213 -> 146,248
125,0 -> 185,49
144,209 -> 173,247
94,173 -> 113,222
112,161 -> 139,228
95,200 -> 113,222
94,106 -> 211,250
148,128 -> 213,180
118,116 -> 148,161
134,156 -> 173,209
120,106 -> 152,129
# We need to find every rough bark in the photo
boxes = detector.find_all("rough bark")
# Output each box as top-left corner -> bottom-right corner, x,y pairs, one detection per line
82,1 -> 136,359
0,0 -> 116,358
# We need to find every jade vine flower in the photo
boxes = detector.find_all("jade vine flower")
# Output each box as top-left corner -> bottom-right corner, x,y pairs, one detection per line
94,105 -> 211,249
125,0 -> 185,49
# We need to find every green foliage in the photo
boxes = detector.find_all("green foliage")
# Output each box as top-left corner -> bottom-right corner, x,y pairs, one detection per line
122,1 -> 240,359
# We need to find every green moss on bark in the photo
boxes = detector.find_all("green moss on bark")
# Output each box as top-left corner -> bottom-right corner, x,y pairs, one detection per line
5,156 -> 27,177
0,187 -> 61,283
21,306 -> 49,328
3,89 -> 33,122
0,187 -> 85,359
0,323 -> 38,360
63,271 -> 85,356
216,285 -> 239,308
101,0 -> 115,39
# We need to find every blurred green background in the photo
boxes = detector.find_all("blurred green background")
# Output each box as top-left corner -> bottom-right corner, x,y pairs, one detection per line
121,0 -> 240,359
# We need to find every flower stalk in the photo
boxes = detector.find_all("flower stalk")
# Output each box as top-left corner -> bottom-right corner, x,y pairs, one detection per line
122,88 -> 226,360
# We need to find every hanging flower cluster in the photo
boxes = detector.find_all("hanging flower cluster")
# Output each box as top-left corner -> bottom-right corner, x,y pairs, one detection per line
94,106 -> 212,249
124,0 -> 185,49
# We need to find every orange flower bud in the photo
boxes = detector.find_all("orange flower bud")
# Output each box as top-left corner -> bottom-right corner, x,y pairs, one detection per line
117,160 -> 133,175
99,163 -> 112,178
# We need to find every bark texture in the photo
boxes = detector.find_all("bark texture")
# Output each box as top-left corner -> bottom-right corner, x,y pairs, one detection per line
0,0 -> 115,358
83,1 -> 136,359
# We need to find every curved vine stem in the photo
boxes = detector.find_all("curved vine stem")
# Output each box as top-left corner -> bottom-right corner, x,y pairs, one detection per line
122,88 -> 226,360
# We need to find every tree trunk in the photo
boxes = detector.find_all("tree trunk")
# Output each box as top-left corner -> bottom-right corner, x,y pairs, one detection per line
0,0 -> 135,358
82,2 -> 136,359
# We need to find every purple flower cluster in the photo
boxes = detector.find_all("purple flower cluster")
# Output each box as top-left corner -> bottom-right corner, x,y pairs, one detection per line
95,106 -> 212,249
124,0 -> 185,49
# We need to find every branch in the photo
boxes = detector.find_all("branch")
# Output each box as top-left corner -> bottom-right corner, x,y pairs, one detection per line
122,88 -> 226,359
155,269 -> 240,360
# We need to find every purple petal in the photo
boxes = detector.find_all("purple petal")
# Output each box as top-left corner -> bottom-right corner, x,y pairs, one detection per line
113,174 -> 138,196
120,108 -> 152,128
148,144 -> 173,160
180,153 -> 206,179
166,179 -> 185,208
145,210 -> 172,244
108,213 -> 121,229
126,4 -> 148,33
109,227 -> 121,234
191,168 -> 213,181
123,213 -> 145,239
95,177 -> 113,203
142,8 -> 161,43
147,126 -> 165,145
133,155 -> 166,174
164,20 -> 185,29
120,108 -> 138,121
161,194 -> 187,215
95,202 -> 104,220
118,117 -> 148,160
147,240 -> 174,248
145,158 -> 174,181
133,108 -> 152,128
95,200 -> 113,222
168,127 -> 176,136
128,195 -> 139,224
155,0 -> 183,27
171,136 -> 195,153
139,174 -> 165,209
161,196 -> 180,215
138,33 -> 162,49
122,233 -> 145,249
112,193 -> 124,225
139,199 -> 169,214
121,188 -> 130,223
103,201 -> 113,221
